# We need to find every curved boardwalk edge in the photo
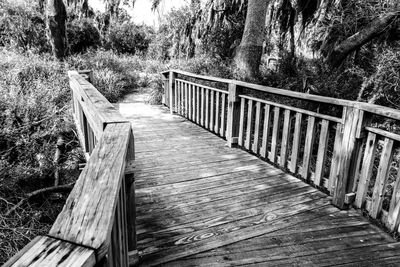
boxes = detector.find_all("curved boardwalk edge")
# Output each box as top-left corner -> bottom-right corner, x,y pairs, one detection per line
121,93 -> 400,266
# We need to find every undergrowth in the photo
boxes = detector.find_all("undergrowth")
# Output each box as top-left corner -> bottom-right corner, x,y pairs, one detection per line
0,49 -> 142,264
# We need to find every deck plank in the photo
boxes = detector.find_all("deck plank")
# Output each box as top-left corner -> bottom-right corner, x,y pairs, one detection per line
117,99 -> 400,267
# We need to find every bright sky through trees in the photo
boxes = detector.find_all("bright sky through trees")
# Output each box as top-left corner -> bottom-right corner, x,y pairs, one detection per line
88,0 -> 186,27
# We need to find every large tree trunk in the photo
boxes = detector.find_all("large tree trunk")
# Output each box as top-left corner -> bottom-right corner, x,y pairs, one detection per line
327,12 -> 400,67
46,0 -> 68,60
234,0 -> 270,79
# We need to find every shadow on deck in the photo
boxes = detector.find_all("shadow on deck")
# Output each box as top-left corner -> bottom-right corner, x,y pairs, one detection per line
118,96 -> 400,267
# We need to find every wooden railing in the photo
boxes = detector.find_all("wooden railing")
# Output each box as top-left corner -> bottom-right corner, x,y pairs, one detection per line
5,71 -> 137,267
162,69 -> 400,234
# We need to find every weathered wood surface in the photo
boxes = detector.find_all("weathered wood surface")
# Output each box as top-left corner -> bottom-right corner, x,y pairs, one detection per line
162,69 -> 400,120
4,236 -> 95,267
68,71 -> 127,138
118,97 -> 400,267
49,122 -> 132,259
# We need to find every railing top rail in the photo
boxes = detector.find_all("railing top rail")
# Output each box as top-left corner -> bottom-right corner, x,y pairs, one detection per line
49,122 -> 131,259
69,71 -> 128,137
163,69 -> 400,121
6,71 -> 133,266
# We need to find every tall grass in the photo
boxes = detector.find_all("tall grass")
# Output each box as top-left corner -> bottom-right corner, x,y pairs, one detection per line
0,49 -> 144,264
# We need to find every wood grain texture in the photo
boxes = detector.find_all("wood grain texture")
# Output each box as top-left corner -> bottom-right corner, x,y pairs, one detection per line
332,107 -> 365,208
370,137 -> 394,218
314,119 -> 329,186
269,107 -> 281,163
355,132 -> 378,208
68,71 -> 127,138
245,99 -> 254,150
124,92 -> 400,266
238,98 -> 246,146
49,123 -> 131,258
252,101 -> 261,154
260,105 -> 271,159
165,69 -> 400,121
279,109 -> 292,167
387,170 -> 400,231
4,236 -> 95,267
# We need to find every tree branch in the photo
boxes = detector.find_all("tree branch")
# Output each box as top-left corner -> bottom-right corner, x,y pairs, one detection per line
5,183 -> 75,216
327,12 -> 400,67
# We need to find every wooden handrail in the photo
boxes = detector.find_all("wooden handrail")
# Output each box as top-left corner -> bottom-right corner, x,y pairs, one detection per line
162,69 -> 400,120
5,71 -> 137,267
163,69 -> 400,233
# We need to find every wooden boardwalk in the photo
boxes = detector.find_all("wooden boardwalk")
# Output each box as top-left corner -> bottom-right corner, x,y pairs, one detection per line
118,95 -> 400,267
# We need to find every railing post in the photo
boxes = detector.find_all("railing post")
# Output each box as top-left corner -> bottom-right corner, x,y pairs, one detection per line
161,72 -> 169,105
169,71 -> 176,114
125,130 -> 139,266
78,69 -> 93,83
226,83 -> 241,147
332,107 -> 366,209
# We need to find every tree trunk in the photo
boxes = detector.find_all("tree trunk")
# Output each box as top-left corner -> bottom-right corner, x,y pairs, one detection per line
234,0 -> 270,79
327,12 -> 400,67
106,0 -> 121,23
46,0 -> 68,60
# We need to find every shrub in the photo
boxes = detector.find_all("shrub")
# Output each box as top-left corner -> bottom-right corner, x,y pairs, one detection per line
0,1 -> 49,53
105,22 -> 153,55
67,18 -> 101,54
0,50 -> 80,264
67,50 -> 140,102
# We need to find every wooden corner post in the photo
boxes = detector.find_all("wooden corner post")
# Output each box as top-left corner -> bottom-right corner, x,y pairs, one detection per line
332,107 -> 366,209
169,71 -> 176,114
226,84 -> 241,147
161,72 -> 169,105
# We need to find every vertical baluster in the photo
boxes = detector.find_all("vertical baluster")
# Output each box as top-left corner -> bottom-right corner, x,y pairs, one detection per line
387,169 -> 400,231
180,82 -> 183,116
192,84 -> 195,120
111,214 -> 120,266
314,120 -> 330,186
329,123 -> 343,193
238,98 -> 246,146
205,89 -> 209,129
117,191 -> 125,266
220,94 -> 226,137
121,181 -> 129,267
301,116 -> 316,181
174,80 -> 178,113
226,84 -> 241,147
188,84 -> 192,120
260,104 -> 271,159
196,86 -> 200,124
269,107 -> 281,163
210,90 -> 215,130
201,87 -> 205,126
251,102 -> 261,153
370,137 -> 394,218
185,83 -> 189,118
168,71 -> 175,114
279,109 -> 292,167
355,132 -> 378,208
287,113 -> 299,172
176,81 -> 180,114
108,237 -> 115,266
245,99 -> 254,150
180,82 -> 184,115
215,92 -> 220,133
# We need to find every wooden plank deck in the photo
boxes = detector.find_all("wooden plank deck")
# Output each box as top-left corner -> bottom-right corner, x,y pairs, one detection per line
118,95 -> 400,267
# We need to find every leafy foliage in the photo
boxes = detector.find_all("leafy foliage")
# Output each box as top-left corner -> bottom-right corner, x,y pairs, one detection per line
105,22 -> 154,55
0,1 -> 49,53
67,18 -> 101,53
